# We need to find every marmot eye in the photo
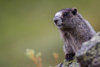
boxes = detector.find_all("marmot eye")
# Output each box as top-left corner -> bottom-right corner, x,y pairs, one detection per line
63,12 -> 68,17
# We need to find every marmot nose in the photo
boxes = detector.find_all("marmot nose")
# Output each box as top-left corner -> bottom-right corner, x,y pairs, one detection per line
54,19 -> 58,24
53,16 -> 62,25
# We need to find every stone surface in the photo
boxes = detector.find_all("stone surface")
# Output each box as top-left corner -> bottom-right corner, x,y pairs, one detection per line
56,32 -> 100,67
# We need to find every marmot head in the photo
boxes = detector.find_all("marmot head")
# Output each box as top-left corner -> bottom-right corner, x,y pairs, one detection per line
53,8 -> 80,30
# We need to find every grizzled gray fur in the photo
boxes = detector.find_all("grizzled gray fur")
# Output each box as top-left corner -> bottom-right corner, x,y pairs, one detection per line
53,8 -> 96,61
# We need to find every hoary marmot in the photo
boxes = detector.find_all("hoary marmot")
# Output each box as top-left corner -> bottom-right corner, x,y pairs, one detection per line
53,8 -> 96,61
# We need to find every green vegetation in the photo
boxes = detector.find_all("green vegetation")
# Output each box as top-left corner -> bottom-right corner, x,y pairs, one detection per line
0,0 -> 100,67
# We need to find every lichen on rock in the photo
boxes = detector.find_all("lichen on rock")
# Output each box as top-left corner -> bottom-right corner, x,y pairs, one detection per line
56,32 -> 100,67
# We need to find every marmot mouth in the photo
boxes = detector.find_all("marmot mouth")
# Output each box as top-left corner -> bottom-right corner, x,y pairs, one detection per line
57,24 -> 64,28
58,25 -> 62,27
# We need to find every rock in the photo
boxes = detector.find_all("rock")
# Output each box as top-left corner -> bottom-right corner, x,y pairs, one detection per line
76,32 -> 100,67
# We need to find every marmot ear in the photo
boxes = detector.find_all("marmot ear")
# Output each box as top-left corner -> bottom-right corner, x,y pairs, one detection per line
72,8 -> 77,15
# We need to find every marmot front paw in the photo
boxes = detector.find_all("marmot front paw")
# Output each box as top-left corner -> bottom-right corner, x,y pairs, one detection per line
65,53 -> 75,61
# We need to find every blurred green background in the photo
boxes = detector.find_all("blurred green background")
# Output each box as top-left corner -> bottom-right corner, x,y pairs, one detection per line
0,0 -> 100,67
